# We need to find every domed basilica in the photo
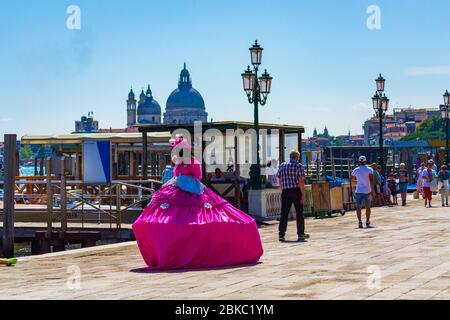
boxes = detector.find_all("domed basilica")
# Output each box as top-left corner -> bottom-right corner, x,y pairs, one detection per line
126,64 -> 208,127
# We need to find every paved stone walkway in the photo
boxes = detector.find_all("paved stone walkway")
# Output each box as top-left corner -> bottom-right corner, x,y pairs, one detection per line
2,197 -> 450,300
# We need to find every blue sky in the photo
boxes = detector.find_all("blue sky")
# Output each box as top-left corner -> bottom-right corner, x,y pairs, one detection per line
1,0 -> 450,139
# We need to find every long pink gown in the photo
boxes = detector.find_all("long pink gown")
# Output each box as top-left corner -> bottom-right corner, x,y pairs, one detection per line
132,157 -> 264,270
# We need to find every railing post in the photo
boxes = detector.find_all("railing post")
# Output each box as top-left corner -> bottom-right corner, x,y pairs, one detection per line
116,184 -> 121,230
2,134 -> 16,258
60,157 -> 67,236
46,157 -> 53,238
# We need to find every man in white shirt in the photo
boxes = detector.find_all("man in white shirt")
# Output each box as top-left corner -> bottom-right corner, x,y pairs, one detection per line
351,156 -> 375,229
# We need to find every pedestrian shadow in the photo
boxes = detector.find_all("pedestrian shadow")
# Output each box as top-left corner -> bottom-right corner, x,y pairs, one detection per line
129,262 -> 262,274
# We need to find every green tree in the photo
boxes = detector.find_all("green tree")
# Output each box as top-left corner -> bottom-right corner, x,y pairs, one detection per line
402,116 -> 446,141
19,145 -> 33,159
335,136 -> 345,146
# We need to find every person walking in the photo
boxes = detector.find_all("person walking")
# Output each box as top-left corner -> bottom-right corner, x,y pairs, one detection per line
430,159 -> 438,172
266,159 -> 279,188
387,172 -> 398,205
161,158 -> 174,184
397,163 -> 409,206
422,161 -> 436,208
438,165 -> 450,207
351,156 -> 375,229
382,170 -> 392,206
276,150 -> 309,242
417,162 -> 426,197
371,163 -> 384,206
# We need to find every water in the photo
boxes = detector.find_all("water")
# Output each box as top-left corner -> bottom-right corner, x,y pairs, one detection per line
20,166 -> 39,177
0,165 -> 41,200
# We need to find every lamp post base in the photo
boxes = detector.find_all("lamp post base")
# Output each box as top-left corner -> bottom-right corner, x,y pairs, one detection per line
249,164 -> 262,190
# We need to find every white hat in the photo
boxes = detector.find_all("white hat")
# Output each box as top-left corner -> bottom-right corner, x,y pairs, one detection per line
358,156 -> 367,163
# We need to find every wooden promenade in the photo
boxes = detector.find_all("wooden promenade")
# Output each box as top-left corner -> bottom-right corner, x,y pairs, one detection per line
2,197 -> 450,300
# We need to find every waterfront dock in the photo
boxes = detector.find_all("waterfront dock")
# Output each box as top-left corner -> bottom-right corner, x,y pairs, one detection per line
3,197 -> 450,300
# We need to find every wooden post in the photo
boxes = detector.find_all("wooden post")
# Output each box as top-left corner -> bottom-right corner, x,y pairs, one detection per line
34,158 -> 38,176
116,184 -> 121,230
60,157 -> 67,236
77,153 -> 83,180
142,131 -> 148,180
46,158 -> 53,237
113,144 -> 119,179
298,131 -> 303,164
202,138 -> 207,181
129,150 -> 135,178
39,157 -> 44,176
159,152 -> 165,176
279,129 -> 285,164
2,134 -> 16,258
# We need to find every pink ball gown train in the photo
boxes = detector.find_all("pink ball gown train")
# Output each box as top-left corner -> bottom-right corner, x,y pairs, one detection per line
132,157 -> 264,270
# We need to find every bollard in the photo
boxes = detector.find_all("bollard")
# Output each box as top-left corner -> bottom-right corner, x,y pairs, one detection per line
2,134 -> 16,258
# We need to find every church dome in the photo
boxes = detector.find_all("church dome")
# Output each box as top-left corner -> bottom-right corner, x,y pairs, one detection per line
166,63 -> 205,110
137,85 -> 161,116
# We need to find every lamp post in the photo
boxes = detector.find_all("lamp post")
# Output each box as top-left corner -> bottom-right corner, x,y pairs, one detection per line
442,90 -> 450,166
241,40 -> 273,190
371,74 -> 389,177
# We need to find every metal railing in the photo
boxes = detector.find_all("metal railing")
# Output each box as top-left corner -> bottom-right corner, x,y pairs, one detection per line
0,177 -> 162,232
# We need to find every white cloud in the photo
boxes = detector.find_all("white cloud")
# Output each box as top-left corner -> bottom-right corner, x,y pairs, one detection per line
406,66 -> 450,76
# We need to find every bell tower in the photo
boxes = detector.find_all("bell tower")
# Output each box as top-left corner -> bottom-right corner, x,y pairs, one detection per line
127,88 -> 137,128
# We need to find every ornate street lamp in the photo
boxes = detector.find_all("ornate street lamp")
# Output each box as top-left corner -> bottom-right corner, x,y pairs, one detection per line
442,90 -> 450,166
241,40 -> 273,190
376,74 -> 386,92
372,74 -> 389,176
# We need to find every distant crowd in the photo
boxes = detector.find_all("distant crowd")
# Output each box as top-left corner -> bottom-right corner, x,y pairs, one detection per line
367,158 -> 449,209
351,156 -> 450,229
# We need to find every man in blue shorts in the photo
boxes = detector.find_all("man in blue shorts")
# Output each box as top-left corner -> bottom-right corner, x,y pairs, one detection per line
351,156 -> 375,229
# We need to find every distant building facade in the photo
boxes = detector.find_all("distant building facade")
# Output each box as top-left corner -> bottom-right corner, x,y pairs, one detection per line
363,107 -> 441,146
393,107 -> 440,123
336,132 -> 365,146
75,112 -> 99,133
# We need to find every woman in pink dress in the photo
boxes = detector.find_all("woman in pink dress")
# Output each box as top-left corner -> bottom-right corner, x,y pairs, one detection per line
132,136 -> 264,270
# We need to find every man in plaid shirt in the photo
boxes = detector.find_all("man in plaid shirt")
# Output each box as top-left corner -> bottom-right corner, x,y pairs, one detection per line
276,151 -> 309,242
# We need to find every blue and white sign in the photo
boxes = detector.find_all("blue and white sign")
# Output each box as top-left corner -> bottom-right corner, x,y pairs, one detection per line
82,141 -> 111,184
